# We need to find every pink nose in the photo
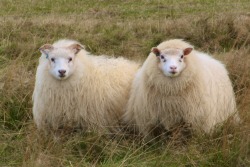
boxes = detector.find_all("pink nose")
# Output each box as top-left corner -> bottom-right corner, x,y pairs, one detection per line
170,66 -> 177,70
58,70 -> 66,75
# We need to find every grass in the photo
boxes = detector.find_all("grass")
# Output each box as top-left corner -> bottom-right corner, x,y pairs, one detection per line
0,0 -> 250,166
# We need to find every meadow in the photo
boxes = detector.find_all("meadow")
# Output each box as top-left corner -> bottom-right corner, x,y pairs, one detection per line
0,0 -> 249,166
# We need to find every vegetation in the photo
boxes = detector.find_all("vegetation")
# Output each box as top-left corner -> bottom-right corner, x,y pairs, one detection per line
0,0 -> 249,166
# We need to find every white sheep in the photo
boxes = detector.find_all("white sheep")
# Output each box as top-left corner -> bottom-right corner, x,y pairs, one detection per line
123,39 -> 239,136
32,39 -> 139,133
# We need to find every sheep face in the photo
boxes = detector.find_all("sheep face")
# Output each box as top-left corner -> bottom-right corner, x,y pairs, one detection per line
47,49 -> 76,80
39,43 -> 83,80
151,47 -> 193,77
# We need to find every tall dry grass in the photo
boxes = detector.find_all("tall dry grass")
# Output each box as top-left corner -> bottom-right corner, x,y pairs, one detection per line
0,0 -> 249,166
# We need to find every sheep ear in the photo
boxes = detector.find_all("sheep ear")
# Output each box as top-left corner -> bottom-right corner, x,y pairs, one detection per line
39,44 -> 53,55
183,47 -> 193,56
151,47 -> 161,57
68,43 -> 84,54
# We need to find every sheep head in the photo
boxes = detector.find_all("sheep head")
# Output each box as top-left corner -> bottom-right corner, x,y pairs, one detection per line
39,43 -> 84,80
151,47 -> 193,77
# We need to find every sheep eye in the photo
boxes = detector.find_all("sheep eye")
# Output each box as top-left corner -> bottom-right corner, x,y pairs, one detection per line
51,58 -> 55,62
181,55 -> 184,59
68,57 -> 73,62
160,55 -> 164,59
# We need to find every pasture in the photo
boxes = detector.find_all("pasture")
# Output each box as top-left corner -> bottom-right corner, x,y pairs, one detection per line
0,0 -> 249,166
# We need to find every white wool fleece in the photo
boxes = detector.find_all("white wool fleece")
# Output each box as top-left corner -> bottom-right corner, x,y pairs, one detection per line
123,39 -> 239,137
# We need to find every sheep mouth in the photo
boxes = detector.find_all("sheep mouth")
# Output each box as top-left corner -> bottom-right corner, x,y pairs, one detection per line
170,71 -> 177,74
59,74 -> 66,78
168,71 -> 179,77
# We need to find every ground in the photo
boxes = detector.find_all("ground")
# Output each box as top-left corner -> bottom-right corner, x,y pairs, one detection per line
0,0 -> 249,166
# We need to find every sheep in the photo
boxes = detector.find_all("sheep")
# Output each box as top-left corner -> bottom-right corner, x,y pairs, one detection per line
123,39 -> 239,137
32,39 -> 139,134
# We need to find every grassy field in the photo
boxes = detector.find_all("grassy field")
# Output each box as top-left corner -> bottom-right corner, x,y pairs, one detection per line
0,0 -> 250,166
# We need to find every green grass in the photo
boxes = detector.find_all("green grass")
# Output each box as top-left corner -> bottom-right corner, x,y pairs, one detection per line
0,0 -> 250,166
1,0 -> 250,18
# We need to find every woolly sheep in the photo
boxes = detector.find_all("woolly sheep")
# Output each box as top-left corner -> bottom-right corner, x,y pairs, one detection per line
32,39 -> 139,133
123,39 -> 239,136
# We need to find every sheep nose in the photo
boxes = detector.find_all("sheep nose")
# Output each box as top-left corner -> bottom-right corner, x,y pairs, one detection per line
170,66 -> 177,70
58,70 -> 66,75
